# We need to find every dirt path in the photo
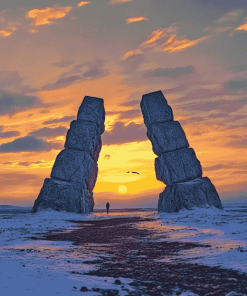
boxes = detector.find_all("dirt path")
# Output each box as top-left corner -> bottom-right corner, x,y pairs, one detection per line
37,216 -> 247,296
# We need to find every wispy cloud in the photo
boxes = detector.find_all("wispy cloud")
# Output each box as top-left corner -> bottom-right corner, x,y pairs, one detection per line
204,27 -> 232,33
121,49 -> 143,60
77,1 -> 91,7
235,18 -> 247,31
109,0 -> 132,4
218,10 -> 244,23
0,29 -> 11,37
0,136 -> 62,153
143,65 -> 195,77
42,60 -> 109,90
26,6 -> 72,30
126,16 -> 148,24
0,126 -> 20,138
43,115 -> 75,125
156,34 -> 209,53
0,91 -> 43,116
140,24 -> 209,52
121,50 -> 144,73
140,25 -> 177,47
28,126 -> 67,139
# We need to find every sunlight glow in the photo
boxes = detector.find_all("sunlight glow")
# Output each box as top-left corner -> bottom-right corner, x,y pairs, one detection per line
118,185 -> 127,194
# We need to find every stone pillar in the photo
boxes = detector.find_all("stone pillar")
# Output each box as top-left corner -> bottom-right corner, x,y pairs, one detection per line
32,96 -> 105,213
141,90 -> 223,212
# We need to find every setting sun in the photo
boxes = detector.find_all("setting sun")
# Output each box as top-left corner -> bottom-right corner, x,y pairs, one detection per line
118,185 -> 127,194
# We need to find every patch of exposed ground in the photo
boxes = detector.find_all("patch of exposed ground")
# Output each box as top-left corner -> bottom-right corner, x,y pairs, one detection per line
34,216 -> 247,296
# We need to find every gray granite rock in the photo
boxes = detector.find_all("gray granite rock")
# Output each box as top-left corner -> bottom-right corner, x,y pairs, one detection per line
77,96 -> 105,134
32,96 -> 105,214
147,121 -> 189,155
155,148 -> 202,185
32,178 -> 93,213
50,148 -> 98,191
140,90 -> 173,128
65,120 -> 101,161
158,177 -> 223,212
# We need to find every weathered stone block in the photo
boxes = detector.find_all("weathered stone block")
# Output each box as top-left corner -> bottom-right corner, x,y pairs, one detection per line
65,120 -> 102,161
155,148 -> 202,185
32,178 -> 93,213
147,121 -> 189,155
140,90 -> 173,128
77,96 -> 105,134
158,177 -> 223,212
50,148 -> 98,191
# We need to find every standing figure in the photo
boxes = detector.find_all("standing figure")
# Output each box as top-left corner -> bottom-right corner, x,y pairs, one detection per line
106,202 -> 110,214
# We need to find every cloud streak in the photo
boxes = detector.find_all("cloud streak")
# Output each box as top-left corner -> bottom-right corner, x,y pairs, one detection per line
0,136 -> 62,153
42,60 -> 109,90
77,1 -> 91,7
126,16 -> 148,24
143,66 -> 195,77
28,126 -> 67,139
218,10 -> 244,23
235,19 -> 247,31
109,0 -> 132,4
0,91 -> 44,116
121,49 -> 143,60
140,24 -> 209,53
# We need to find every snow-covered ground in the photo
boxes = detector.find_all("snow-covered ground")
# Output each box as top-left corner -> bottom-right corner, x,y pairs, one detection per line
0,204 -> 247,295
143,204 -> 247,273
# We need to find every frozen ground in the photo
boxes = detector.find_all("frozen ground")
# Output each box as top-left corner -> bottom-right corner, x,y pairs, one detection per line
0,203 -> 247,295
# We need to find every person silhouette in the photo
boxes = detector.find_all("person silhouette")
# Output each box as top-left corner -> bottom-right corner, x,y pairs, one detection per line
106,202 -> 110,214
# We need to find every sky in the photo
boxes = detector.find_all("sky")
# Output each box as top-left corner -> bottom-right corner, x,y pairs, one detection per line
0,0 -> 247,208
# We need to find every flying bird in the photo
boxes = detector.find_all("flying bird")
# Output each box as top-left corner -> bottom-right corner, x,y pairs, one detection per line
126,171 -> 140,175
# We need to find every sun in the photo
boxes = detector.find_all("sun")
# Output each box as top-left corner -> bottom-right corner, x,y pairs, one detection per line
118,185 -> 127,194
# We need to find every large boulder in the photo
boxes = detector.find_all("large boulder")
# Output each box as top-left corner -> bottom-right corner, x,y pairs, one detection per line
50,148 -> 98,191
140,90 -> 173,128
32,178 -> 93,213
155,148 -> 202,185
147,121 -> 189,155
77,96 -> 105,134
158,177 -> 223,212
65,120 -> 102,161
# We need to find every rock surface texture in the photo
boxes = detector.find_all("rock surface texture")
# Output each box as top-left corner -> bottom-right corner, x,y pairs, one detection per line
32,96 -> 105,213
141,90 -> 223,212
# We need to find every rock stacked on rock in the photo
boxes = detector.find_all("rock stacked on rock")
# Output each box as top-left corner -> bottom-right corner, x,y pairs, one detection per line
141,90 -> 223,213
32,96 -> 105,213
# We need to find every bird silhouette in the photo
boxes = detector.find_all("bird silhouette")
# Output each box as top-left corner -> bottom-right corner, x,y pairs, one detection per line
126,171 -> 140,175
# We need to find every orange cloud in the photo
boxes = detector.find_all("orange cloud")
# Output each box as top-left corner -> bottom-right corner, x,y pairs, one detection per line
0,29 -> 11,37
121,49 -> 143,60
109,0 -> 132,4
141,25 -> 177,47
235,20 -> 247,31
218,10 -> 244,22
126,16 -> 148,24
27,6 -> 72,28
77,1 -> 91,7
140,24 -> 209,52
156,35 -> 208,52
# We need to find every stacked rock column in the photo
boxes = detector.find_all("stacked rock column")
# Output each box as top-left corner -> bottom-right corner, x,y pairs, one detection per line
32,96 -> 105,213
141,91 -> 223,213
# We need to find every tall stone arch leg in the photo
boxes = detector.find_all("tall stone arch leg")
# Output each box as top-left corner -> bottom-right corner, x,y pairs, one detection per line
32,96 -> 105,213
140,90 -> 223,213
